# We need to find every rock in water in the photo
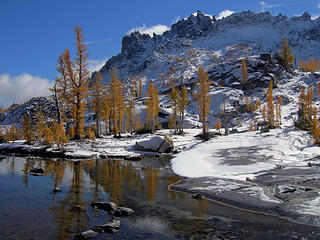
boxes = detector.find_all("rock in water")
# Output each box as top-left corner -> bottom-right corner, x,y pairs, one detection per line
53,187 -> 62,193
29,168 -> 44,176
114,207 -> 134,217
134,136 -> 172,153
90,201 -> 117,213
75,230 -> 98,239
192,193 -> 202,199
71,205 -> 87,212
97,220 -> 121,233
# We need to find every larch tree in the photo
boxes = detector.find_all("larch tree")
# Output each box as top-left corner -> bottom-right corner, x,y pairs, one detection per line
55,26 -> 89,140
241,60 -> 248,86
89,72 -> 105,137
126,84 -> 136,135
194,67 -> 212,135
109,67 -> 125,136
178,86 -> 189,133
275,96 -> 282,126
266,81 -> 274,128
138,79 -> 143,99
145,81 -> 160,132
280,37 -> 295,67
22,114 -> 34,144
169,85 -> 179,133
36,109 -> 44,140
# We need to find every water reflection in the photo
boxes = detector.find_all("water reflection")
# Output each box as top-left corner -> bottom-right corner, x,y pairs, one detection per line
0,155 -> 183,239
1,154 -> 319,240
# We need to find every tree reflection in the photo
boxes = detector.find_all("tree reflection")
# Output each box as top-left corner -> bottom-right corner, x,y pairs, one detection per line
50,161 -> 88,239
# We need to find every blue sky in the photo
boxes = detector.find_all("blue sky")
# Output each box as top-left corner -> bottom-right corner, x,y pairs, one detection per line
0,0 -> 319,107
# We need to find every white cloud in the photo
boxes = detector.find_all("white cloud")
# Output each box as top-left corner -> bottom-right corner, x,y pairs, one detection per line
318,3 -> 320,8
217,10 -> 235,20
312,14 -> 320,20
87,58 -> 108,73
259,1 -> 284,12
0,73 -> 51,108
127,24 -> 170,37
85,38 -> 112,45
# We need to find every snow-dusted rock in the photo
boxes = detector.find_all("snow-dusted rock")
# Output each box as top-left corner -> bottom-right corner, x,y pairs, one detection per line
114,207 -> 134,217
90,201 -> 117,213
76,229 -> 98,239
134,136 -> 172,153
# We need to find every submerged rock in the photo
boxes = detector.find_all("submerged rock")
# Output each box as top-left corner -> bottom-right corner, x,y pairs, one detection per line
134,136 -> 172,153
91,201 -> 117,213
97,220 -> 121,233
29,168 -> 44,176
53,187 -> 62,193
192,193 -> 203,199
114,207 -> 134,217
71,205 -> 87,212
75,229 -> 98,239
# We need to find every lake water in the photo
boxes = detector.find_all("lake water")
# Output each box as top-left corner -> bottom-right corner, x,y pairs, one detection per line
0,154 -> 319,239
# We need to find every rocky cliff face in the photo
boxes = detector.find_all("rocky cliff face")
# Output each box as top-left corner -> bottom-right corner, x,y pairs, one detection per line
97,10 -> 320,95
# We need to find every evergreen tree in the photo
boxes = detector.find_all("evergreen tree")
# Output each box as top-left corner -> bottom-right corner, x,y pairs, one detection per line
194,67 -> 212,135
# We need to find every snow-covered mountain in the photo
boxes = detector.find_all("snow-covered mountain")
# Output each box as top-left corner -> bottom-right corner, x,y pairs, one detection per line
97,10 -> 320,93
2,10 -> 320,128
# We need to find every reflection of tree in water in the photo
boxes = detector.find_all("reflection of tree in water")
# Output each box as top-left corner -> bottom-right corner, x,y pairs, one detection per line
87,160 -> 138,205
50,161 -> 88,239
22,158 -> 36,188
144,165 -> 160,204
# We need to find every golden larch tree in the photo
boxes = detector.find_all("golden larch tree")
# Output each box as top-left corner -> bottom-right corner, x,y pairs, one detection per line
55,26 -> 89,140
275,96 -> 282,126
241,60 -> 248,85
178,86 -> 189,133
169,85 -> 179,133
109,67 -> 125,136
194,67 -> 212,135
266,81 -> 274,128
280,37 -> 295,67
89,72 -> 105,137
145,81 -> 160,132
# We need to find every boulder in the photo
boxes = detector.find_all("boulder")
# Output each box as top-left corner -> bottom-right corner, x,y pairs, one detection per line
114,207 -> 134,217
97,220 -> 120,233
30,168 -> 44,176
90,201 -> 117,213
134,136 -> 172,153
260,126 -> 270,133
